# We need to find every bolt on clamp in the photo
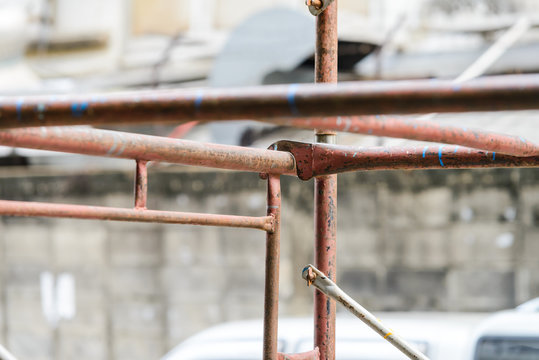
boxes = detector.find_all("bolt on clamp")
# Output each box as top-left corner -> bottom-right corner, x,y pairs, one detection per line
305,0 -> 335,16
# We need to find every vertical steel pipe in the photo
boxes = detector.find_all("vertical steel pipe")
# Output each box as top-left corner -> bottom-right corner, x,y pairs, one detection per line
314,2 -> 338,360
263,175 -> 281,360
134,160 -> 148,209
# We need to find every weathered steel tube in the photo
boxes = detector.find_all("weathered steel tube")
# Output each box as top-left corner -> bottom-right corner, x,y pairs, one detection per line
0,127 -> 296,175
314,2 -> 338,360
272,116 -> 539,157
0,200 -> 274,231
302,265 -> 429,360
273,140 -> 539,180
263,175 -> 281,360
2,74 -> 539,128
134,160 -> 148,209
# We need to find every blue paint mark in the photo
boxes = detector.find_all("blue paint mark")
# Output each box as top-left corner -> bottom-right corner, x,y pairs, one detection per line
454,146 -> 459,153
519,136 -> 526,143
453,84 -> 462,92
194,90 -> 204,113
492,152 -> 496,161
422,146 -> 428,158
16,99 -> 24,121
287,84 -> 300,116
353,152 -> 357,158
71,102 -> 89,117
438,145 -> 445,167
462,126 -> 467,132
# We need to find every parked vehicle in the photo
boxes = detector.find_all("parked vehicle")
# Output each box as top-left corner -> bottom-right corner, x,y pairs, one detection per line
467,298 -> 539,360
161,312 -> 486,360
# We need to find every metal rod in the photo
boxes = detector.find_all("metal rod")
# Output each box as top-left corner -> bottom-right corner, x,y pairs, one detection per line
0,127 -> 296,175
314,2 -> 338,359
0,200 -> 274,231
302,265 -> 430,360
263,175 -> 281,360
2,74 -> 539,128
0,344 -> 18,360
271,116 -> 539,157
272,140 -> 539,180
134,160 -> 148,209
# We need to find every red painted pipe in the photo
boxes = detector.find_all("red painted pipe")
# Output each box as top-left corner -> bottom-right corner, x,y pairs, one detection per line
0,127 -> 296,175
263,175 -> 281,360
272,116 -> 539,157
134,160 -> 148,209
0,200 -> 274,231
1,74 -> 539,128
313,2 -> 338,360
272,140 -> 539,180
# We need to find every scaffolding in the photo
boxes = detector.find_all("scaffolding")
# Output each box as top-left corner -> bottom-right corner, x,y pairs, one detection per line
1,1 -> 539,359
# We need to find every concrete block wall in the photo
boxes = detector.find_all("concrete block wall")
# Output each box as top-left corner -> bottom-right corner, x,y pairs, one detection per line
0,168 -> 538,359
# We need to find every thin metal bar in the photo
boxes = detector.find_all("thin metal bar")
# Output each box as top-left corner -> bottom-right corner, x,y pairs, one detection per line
314,2 -> 338,359
263,175 -> 281,360
134,160 -> 148,209
0,200 -> 274,231
271,116 -> 539,157
2,74 -> 539,128
0,127 -> 296,175
302,265 -> 429,360
272,140 -> 539,180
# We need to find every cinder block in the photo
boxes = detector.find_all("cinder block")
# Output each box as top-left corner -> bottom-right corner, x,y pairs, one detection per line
219,228 -> 265,267
447,269 -> 515,311
385,269 -> 447,310
162,225 -> 222,267
7,331 -> 53,360
450,224 -> 517,267
381,188 -> 452,229
109,225 -> 163,267
51,224 -> 106,267
112,300 -> 164,337
6,287 -> 50,332
163,265 -> 224,303
338,228 -> 380,268
110,266 -> 161,298
338,187 -> 379,227
114,335 -> 165,360
383,229 -> 450,269
521,186 -> 539,227
56,334 -> 107,360
4,225 -> 51,265
454,188 -> 514,223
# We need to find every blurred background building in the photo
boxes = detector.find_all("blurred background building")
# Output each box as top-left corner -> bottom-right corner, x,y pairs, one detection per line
0,0 -> 539,359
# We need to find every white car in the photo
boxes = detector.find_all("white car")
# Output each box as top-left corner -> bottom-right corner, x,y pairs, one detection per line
467,298 -> 539,360
162,312 -> 486,360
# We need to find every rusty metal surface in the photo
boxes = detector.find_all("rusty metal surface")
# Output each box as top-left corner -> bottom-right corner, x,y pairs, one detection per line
273,140 -> 539,180
0,127 -> 296,175
0,200 -> 274,231
314,3 -> 338,360
272,116 -> 539,157
2,75 -> 539,128
263,175 -> 281,360
134,160 -> 148,209
278,348 -> 320,360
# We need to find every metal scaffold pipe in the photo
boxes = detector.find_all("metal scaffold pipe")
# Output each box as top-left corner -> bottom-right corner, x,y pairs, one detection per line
302,265 -> 430,360
1,74 -> 539,128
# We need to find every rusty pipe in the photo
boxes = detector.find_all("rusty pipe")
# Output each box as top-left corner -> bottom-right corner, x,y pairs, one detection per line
2,74 -> 539,128
272,140 -> 539,180
263,175 -> 281,360
0,127 -> 296,175
270,116 -> 539,157
0,200 -> 274,231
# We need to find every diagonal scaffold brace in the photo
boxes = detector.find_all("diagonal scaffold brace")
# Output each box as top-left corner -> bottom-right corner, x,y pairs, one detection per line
302,265 -> 430,360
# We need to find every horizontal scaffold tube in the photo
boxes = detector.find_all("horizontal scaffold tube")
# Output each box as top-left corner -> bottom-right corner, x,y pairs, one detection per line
272,140 -> 539,180
1,74 -> 539,128
0,200 -> 274,231
0,127 -> 296,175
271,116 -> 539,157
